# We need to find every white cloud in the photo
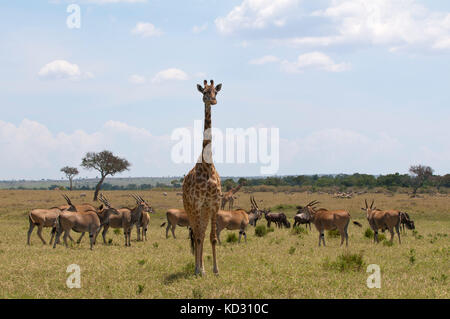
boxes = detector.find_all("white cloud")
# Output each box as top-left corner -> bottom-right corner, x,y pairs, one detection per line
249,55 -> 280,65
284,0 -> 450,52
281,52 -> 351,73
192,23 -> 208,33
0,119 -> 171,180
128,74 -> 146,84
215,0 -> 300,34
131,22 -> 163,38
152,68 -> 189,83
38,60 -> 93,81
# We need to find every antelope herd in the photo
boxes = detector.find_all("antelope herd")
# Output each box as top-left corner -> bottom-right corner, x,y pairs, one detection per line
26,193 -> 416,250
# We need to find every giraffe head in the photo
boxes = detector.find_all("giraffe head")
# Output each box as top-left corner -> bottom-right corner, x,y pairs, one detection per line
197,79 -> 222,105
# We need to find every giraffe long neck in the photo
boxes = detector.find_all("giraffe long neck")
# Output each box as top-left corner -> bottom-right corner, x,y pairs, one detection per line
202,103 -> 212,164
203,103 -> 211,147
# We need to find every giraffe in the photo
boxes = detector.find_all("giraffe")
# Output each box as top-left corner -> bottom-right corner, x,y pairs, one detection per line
182,79 -> 222,276
220,183 -> 243,210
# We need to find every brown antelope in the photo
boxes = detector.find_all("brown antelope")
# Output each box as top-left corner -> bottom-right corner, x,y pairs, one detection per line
27,207 -> 74,245
28,194 -> 94,245
100,194 -> 152,246
299,200 -> 362,247
136,202 -> 155,241
53,197 -> 119,250
216,209 -> 249,244
160,208 -> 190,239
56,195 -> 98,244
362,199 -> 402,244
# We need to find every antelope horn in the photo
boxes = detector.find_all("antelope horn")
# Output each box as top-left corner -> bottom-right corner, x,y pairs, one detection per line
62,194 -> 72,206
253,197 -> 259,209
307,200 -> 319,207
130,194 -> 140,203
365,199 -> 368,208
370,200 -> 374,209
135,194 -> 143,203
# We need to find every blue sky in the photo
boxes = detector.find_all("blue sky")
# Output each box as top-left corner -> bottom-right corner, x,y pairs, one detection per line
1,0 -> 449,180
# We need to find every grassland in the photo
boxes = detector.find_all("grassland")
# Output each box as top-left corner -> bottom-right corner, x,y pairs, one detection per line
0,190 -> 448,299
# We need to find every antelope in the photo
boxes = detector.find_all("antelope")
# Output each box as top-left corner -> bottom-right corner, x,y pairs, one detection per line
293,206 -> 311,230
399,211 -> 415,233
299,200 -> 362,247
362,199 -> 402,244
216,209 -> 249,244
100,194 -> 152,246
28,194 -> 93,245
216,198 -> 264,244
53,195 -> 119,250
136,202 -> 155,241
263,210 -> 290,228
160,208 -> 190,239
27,207 -> 74,245
56,195 -> 98,244
248,196 -> 263,226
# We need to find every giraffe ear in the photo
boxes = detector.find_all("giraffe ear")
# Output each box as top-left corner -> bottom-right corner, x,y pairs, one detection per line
197,84 -> 204,93
215,84 -> 222,92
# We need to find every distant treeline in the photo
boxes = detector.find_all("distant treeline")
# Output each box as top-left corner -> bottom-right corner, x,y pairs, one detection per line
4,173 -> 450,192
224,173 -> 450,190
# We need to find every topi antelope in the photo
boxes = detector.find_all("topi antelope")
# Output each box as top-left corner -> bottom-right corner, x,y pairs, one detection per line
53,194 -> 119,250
160,208 -> 190,239
299,200 -> 362,247
362,199 -> 402,244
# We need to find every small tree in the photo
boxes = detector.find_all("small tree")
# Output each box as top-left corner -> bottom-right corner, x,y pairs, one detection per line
409,165 -> 433,197
60,166 -> 79,191
81,150 -> 131,201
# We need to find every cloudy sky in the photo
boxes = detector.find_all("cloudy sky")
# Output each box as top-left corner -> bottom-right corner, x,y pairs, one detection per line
1,0 -> 450,180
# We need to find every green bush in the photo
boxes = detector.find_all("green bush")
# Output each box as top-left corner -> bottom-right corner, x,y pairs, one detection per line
327,229 -> 340,238
291,226 -> 308,236
255,225 -> 268,237
382,240 -> 394,247
226,233 -> 238,243
364,228 -> 374,238
113,229 -> 121,235
323,251 -> 365,272
288,246 -> 296,255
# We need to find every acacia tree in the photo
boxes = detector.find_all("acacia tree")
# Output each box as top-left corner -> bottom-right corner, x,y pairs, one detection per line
409,165 -> 433,197
81,150 -> 131,201
60,166 -> 79,191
